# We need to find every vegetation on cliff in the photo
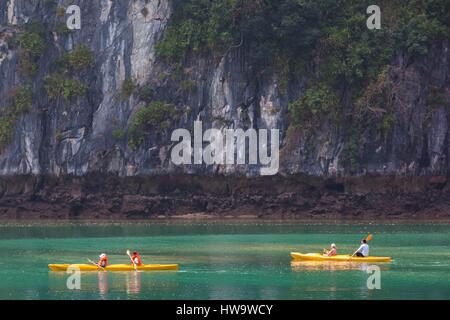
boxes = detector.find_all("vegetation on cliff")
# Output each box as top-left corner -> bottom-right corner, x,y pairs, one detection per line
0,85 -> 33,151
128,101 -> 178,149
44,44 -> 93,102
157,0 -> 449,170
1,20 -> 94,150
158,0 -> 448,109
17,23 -> 47,77
64,44 -> 94,71
44,73 -> 87,101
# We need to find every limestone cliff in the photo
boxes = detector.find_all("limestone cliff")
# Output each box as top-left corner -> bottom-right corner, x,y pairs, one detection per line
0,0 -> 449,219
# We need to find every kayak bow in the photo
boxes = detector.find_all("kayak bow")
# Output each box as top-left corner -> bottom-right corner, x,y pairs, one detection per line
48,263 -> 179,272
290,252 -> 392,263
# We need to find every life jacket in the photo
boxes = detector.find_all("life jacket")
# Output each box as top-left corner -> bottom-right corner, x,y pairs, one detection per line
98,256 -> 108,267
131,253 -> 142,266
327,248 -> 337,257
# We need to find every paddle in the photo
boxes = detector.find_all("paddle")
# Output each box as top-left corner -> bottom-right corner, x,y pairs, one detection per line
351,233 -> 373,257
127,250 -> 137,271
87,258 -> 106,271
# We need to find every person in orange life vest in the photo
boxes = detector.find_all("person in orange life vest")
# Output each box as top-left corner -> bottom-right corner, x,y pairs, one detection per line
98,253 -> 108,267
323,243 -> 337,257
130,252 -> 143,266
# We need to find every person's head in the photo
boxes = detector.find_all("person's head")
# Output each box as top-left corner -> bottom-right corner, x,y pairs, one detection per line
99,253 -> 107,258
361,239 -> 367,244
133,252 -> 138,255
331,243 -> 336,249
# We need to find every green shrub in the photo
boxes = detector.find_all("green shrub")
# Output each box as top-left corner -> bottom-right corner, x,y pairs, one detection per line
23,22 -> 47,37
55,130 -> 64,142
10,85 -> 32,114
54,23 -> 72,34
44,73 -> 87,101
112,129 -> 125,140
18,31 -> 46,56
380,113 -> 395,134
156,0 -> 241,63
66,45 -> 94,71
122,78 -> 136,97
288,84 -> 338,127
394,0 -> 449,58
0,115 -> 16,151
133,101 -> 177,130
62,79 -> 87,101
137,86 -> 155,102
128,124 -> 144,150
0,85 -> 33,151
56,6 -> 66,17
19,52 -> 38,77
17,26 -> 47,77
44,73 -> 64,100
128,101 -> 178,149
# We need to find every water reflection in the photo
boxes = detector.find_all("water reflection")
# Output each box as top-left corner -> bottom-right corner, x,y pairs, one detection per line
125,272 -> 141,295
97,272 -> 109,298
49,270 -> 143,298
291,261 -> 391,272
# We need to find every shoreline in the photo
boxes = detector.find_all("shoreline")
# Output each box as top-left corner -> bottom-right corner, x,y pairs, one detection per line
1,216 -> 450,224
1,174 -> 450,220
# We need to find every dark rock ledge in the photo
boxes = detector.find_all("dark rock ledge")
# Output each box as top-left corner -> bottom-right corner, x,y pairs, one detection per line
1,174 -> 449,220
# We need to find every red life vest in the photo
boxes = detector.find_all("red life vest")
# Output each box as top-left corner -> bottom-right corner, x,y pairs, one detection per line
131,253 -> 142,266
98,256 -> 108,267
327,248 -> 337,257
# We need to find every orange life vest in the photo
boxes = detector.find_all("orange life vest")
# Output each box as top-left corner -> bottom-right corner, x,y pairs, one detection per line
327,248 -> 337,257
131,253 -> 142,266
98,256 -> 108,267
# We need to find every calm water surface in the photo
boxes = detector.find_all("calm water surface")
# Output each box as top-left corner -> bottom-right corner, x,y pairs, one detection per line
0,221 -> 449,300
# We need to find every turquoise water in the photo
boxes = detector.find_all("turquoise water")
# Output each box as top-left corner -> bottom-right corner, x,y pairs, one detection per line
0,221 -> 449,300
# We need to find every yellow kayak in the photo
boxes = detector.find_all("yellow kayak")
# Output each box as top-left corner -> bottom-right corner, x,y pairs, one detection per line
290,252 -> 392,263
48,263 -> 179,272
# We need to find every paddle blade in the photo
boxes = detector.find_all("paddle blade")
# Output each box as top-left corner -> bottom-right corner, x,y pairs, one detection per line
126,249 -> 130,256
366,234 -> 373,241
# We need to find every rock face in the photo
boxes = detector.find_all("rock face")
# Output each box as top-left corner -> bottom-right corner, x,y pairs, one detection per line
1,0 -> 174,176
0,1 -> 449,219
1,174 -> 450,219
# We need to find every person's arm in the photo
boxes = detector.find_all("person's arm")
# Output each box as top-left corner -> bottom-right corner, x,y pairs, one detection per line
352,245 -> 363,256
